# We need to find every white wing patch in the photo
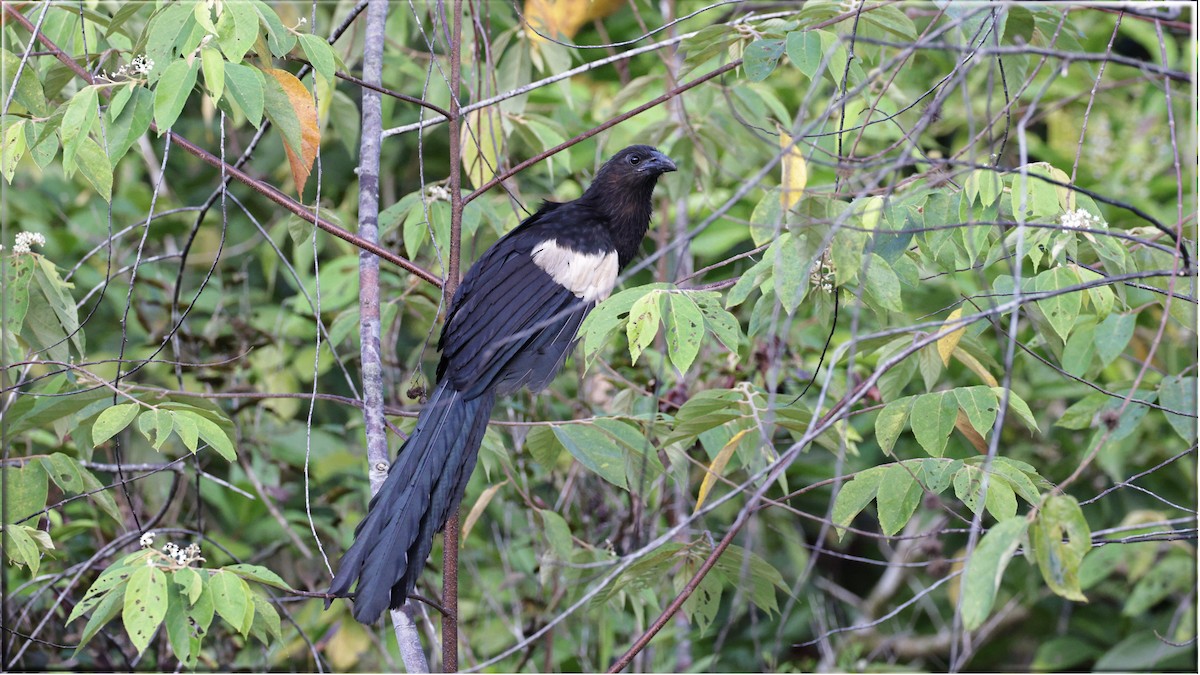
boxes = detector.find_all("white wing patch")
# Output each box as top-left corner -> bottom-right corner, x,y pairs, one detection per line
531,239 -> 619,303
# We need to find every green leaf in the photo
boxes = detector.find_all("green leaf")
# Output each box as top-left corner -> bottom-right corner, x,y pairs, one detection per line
988,458 -> 1043,505
194,414 -> 236,461
743,39 -> 785,81
1,49 -> 49,115
921,458 -> 961,494
173,411 -> 201,452
1035,266 -> 1082,341
74,137 -> 112,201
1029,494 -> 1090,601
142,2 -> 197,84
664,293 -> 704,373
137,409 -> 173,449
163,581 -> 193,664
918,344 -> 941,391
1158,375 -> 1196,444
955,386 -> 999,438
1094,312 -> 1135,367
874,396 -> 914,455
831,466 -> 886,538
876,463 -> 922,536
223,62 -> 265,127
93,403 -> 140,446
1062,318 -> 1096,377
252,0 -> 296,56
153,58 -> 200,132
960,516 -> 1028,630
983,476 -> 1017,521
38,452 -> 84,494
297,33 -> 336,85
216,0 -> 259,63
625,290 -> 663,367
539,509 -> 573,559
60,85 -> 99,172
200,46 -> 225,100
69,564 -> 135,624
690,291 -> 742,353
1123,554 -> 1195,616
785,30 -> 824,80
953,464 -> 987,515
106,86 -> 154,168
1,118 -> 26,183
74,584 -> 125,656
209,570 -> 252,636
861,4 -> 918,40
864,253 -> 903,312
174,567 -> 203,605
3,524 -> 41,576
185,582 -> 215,664
831,226 -> 866,286
524,425 -> 562,468
774,233 -> 812,314
553,424 -> 627,489
124,565 -> 168,656
749,188 -> 783,246
4,461 -> 47,524
224,563 -> 293,590
992,388 -> 1040,432
249,590 -> 281,643
911,391 -> 957,457
1033,636 -> 1101,671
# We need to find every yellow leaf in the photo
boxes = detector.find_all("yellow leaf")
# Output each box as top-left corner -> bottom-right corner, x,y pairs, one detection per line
461,108 -> 503,190
694,428 -> 748,514
524,0 -> 624,42
779,128 -> 807,211
265,68 -> 319,196
952,348 -> 999,387
937,307 -> 966,366
326,621 -> 370,671
954,409 -> 988,454
461,479 -> 507,543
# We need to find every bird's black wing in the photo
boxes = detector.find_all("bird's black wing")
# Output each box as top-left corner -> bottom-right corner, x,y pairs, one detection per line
437,204 -> 612,399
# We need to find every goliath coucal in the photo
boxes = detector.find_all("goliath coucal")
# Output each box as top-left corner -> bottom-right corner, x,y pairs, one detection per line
330,145 -> 677,623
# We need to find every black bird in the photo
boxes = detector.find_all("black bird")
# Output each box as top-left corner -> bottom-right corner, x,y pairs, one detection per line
330,145 -> 677,623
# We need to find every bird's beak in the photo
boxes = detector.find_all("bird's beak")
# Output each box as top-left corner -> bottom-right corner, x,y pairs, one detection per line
649,150 -> 677,173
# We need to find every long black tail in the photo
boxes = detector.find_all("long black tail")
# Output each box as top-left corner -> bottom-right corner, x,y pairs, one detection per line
329,380 -> 495,623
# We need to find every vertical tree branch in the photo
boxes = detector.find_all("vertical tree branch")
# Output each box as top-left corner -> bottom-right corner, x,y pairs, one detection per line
356,0 -> 430,670
442,0 -> 466,671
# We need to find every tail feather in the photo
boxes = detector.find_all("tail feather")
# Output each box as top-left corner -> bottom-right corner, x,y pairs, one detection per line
329,381 -> 494,624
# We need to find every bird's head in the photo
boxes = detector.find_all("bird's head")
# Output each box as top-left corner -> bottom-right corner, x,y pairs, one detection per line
587,145 -> 677,194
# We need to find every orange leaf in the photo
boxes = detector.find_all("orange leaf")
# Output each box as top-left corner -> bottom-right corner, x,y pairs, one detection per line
264,68 -> 319,196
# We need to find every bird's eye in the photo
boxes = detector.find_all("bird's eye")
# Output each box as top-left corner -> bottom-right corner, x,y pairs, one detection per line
628,155 -> 641,165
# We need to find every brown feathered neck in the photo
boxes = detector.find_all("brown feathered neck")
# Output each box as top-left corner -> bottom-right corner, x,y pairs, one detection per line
577,158 -> 661,269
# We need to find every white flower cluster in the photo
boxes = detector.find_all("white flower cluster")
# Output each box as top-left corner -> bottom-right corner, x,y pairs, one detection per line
11,231 -> 46,254
140,531 -> 156,548
427,184 -> 452,202
100,54 -> 154,81
810,254 -> 835,293
161,541 -> 204,568
1060,208 -> 1101,230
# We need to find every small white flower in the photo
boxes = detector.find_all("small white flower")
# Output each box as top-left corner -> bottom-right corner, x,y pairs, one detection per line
140,531 -> 156,548
427,185 -> 452,202
1060,208 -> 1101,230
12,231 -> 45,254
